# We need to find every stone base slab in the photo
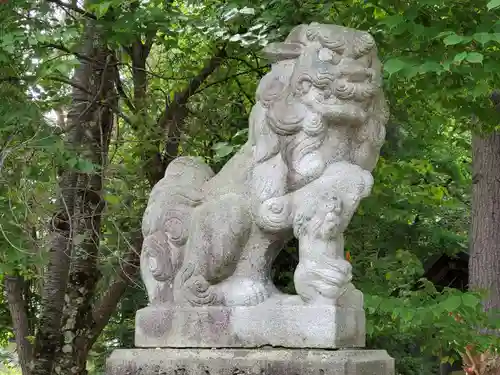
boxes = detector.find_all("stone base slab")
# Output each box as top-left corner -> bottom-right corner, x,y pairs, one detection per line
106,348 -> 394,375
135,304 -> 365,348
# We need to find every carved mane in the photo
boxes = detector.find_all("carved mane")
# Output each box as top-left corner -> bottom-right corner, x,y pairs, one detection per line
249,23 -> 389,204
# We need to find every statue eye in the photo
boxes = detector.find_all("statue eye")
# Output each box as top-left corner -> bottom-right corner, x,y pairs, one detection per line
318,48 -> 334,62
318,48 -> 341,65
296,79 -> 312,95
294,77 -> 312,95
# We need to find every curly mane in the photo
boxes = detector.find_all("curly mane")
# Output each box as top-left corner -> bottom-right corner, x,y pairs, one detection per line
249,23 -> 388,204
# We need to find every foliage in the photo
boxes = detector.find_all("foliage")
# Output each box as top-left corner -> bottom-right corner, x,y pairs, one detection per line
1,1 -> 500,375
0,365 -> 22,375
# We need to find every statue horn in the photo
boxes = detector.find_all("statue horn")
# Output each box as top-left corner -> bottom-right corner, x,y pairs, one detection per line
261,42 -> 304,63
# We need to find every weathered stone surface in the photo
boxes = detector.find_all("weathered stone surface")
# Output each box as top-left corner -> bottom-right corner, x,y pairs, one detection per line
136,22 -> 389,350
106,348 -> 394,375
139,21 -> 389,314
135,300 -> 365,348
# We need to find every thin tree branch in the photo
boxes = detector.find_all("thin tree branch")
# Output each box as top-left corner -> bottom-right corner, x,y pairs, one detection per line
45,0 -> 97,20
46,75 -> 91,95
112,66 -> 136,113
127,66 -> 203,81
41,43 -> 94,63
1,74 -> 91,94
196,69 -> 264,93
115,61 -> 252,83
78,54 -> 112,120
156,45 -> 227,130
176,46 -> 228,104
8,75 -> 133,131
144,31 -> 156,52
235,76 -> 255,105
44,76 -> 132,126
89,232 -> 142,345
227,56 -> 265,78
107,103 -> 133,126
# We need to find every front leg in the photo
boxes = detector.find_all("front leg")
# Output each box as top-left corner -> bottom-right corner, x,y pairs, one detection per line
290,161 -> 374,305
291,183 -> 351,305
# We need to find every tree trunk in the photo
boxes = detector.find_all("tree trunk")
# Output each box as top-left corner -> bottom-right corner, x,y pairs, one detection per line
54,22 -> 116,375
4,275 -> 33,375
32,86 -> 81,375
27,15 -> 226,375
470,131 -> 500,312
32,17 -> 116,375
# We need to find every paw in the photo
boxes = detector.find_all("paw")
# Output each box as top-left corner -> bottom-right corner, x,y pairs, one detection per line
218,277 -> 274,306
183,275 -> 220,306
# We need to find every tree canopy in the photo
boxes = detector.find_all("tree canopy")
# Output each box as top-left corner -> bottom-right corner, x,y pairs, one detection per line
1,1 -> 500,374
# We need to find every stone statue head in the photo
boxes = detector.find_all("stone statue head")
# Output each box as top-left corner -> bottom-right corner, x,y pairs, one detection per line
250,23 -> 388,190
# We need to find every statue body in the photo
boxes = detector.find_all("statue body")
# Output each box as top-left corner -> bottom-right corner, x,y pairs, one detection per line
140,23 -> 388,322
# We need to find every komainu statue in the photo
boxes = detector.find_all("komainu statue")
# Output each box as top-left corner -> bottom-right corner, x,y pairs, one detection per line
136,22 -> 389,349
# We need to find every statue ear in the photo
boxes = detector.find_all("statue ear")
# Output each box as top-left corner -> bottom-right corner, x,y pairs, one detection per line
262,42 -> 304,63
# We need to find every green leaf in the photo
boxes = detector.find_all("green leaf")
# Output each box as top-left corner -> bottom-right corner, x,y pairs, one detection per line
443,34 -> 467,46
67,158 -> 79,168
441,59 -> 452,71
229,34 -> 242,42
249,24 -> 264,32
76,159 -> 95,173
453,52 -> 468,63
419,61 -> 442,74
472,81 -> 490,97
487,0 -> 500,10
462,293 -> 480,308
95,1 -> 112,19
212,142 -> 234,158
25,336 -> 35,344
105,194 -> 120,206
379,15 -> 405,29
442,295 -> 462,312
432,303 -> 446,318
435,31 -> 455,40
383,58 -> 406,75
473,32 -> 495,44
239,7 -> 256,15
466,52 -> 484,64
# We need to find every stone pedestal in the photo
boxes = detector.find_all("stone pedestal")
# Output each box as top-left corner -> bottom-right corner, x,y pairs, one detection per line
135,303 -> 365,348
106,348 -> 395,375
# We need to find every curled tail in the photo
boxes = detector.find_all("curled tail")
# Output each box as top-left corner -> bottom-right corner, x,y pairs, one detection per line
140,157 -> 214,304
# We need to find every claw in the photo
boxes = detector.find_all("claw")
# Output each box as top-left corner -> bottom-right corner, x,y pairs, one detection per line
183,275 -> 221,306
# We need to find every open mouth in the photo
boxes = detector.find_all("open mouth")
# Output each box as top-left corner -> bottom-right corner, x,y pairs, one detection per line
320,102 -> 367,126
